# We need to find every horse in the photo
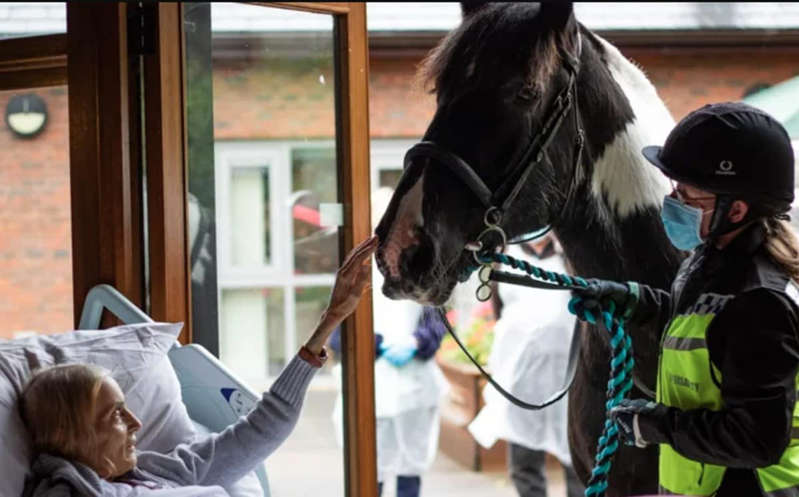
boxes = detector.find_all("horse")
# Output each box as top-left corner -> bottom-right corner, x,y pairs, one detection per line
374,3 -> 685,495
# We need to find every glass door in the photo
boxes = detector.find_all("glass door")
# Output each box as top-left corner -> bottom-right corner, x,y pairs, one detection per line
142,3 -> 376,496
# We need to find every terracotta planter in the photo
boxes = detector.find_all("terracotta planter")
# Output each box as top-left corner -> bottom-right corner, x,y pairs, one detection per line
436,355 -> 507,472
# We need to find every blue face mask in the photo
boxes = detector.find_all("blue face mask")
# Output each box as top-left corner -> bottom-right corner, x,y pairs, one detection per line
661,195 -> 709,251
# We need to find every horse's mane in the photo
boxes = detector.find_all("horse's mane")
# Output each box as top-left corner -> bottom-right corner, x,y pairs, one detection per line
417,4 -> 572,102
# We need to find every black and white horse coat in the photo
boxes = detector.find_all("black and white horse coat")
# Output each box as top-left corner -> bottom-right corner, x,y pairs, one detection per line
375,4 -> 685,495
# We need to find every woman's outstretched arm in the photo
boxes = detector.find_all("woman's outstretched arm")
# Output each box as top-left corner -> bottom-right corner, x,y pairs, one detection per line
139,236 -> 378,488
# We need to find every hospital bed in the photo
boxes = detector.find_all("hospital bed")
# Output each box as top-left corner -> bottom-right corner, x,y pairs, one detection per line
78,284 -> 271,496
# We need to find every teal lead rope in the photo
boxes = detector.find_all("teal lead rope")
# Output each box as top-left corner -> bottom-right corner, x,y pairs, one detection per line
466,252 -> 635,497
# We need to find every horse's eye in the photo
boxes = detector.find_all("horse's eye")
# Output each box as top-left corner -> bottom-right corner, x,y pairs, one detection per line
517,86 -> 537,102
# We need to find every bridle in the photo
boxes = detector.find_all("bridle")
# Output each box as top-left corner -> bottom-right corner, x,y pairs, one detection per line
402,30 -> 585,287
398,30 -> 588,411
400,30 -> 657,410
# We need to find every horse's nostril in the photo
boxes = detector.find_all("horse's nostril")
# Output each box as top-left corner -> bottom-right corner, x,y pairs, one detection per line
384,281 -> 404,299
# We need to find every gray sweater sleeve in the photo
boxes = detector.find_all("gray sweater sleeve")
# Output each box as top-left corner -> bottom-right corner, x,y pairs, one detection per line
137,354 -> 317,488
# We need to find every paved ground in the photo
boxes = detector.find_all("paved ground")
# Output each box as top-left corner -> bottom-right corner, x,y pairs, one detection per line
266,387 -> 567,497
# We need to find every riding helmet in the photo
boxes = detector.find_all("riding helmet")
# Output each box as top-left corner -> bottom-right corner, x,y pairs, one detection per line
642,101 -> 795,214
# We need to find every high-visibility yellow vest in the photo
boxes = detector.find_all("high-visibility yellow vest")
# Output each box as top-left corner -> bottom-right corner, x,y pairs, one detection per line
657,292 -> 799,496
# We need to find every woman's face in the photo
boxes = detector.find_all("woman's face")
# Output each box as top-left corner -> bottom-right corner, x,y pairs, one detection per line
672,181 -> 717,238
90,376 -> 142,479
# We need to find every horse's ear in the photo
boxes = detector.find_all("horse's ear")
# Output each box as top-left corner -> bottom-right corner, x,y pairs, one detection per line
460,1 -> 490,18
538,2 -> 574,29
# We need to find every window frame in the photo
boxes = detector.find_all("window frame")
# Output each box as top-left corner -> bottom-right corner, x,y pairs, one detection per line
369,138 -> 417,191
215,139 -> 339,377
66,3 -> 146,326
0,33 -> 67,91
215,144 -> 287,282
214,139 -> 342,287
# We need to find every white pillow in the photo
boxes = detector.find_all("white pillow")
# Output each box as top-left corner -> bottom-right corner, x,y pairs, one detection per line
0,322 -> 196,497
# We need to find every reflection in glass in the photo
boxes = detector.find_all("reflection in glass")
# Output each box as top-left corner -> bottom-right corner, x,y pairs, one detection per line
230,166 -> 271,267
294,285 -> 333,371
292,147 -> 338,274
379,169 -> 403,190
220,287 -> 285,380
0,86 -> 71,338
184,4 -> 345,497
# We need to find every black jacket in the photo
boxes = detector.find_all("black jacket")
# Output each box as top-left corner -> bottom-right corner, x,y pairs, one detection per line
633,223 -> 799,495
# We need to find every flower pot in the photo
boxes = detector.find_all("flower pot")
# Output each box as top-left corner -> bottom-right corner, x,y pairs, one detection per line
436,355 -> 507,472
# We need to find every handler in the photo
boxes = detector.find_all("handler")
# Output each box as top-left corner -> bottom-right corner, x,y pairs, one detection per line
570,102 -> 799,496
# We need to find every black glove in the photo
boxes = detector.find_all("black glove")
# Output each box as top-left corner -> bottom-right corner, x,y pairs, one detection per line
609,398 -> 669,448
568,278 -> 639,323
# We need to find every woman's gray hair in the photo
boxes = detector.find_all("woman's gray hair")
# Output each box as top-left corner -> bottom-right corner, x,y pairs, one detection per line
20,363 -> 110,469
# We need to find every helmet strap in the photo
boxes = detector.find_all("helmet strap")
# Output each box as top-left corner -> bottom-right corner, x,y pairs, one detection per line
707,194 -> 754,240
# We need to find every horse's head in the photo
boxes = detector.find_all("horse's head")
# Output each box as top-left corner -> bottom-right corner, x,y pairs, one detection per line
375,2 -> 584,305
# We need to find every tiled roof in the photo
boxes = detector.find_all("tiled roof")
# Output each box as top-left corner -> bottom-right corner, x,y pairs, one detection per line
2,2 -> 799,37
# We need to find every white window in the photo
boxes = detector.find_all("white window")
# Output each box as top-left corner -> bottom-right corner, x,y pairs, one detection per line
213,139 -> 416,384
216,146 -> 285,281
370,138 -> 417,192
215,140 -> 337,384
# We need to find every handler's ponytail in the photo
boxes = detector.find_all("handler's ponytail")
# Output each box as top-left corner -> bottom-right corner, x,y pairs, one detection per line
764,217 -> 799,283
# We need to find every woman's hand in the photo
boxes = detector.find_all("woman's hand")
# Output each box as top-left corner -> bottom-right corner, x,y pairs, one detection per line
305,235 -> 378,354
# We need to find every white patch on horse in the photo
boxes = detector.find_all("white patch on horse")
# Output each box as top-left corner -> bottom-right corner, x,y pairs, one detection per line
382,175 -> 425,278
590,35 -> 674,219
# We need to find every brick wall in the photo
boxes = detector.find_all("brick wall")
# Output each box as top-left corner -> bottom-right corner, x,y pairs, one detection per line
362,46 -> 799,136
210,57 -> 437,140
0,86 -> 72,337
2,43 -> 797,338
213,58 -> 337,139
212,46 -> 799,140
368,58 -> 436,138
624,46 -> 799,121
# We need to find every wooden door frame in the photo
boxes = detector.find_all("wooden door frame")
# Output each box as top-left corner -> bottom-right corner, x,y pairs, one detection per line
141,3 -> 192,341
0,33 -> 67,91
66,3 -> 144,322
330,5 -> 378,497
142,3 -> 377,496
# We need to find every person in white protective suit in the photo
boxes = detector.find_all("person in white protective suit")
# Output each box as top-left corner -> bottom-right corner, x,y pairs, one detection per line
468,234 -> 584,497
331,187 -> 449,497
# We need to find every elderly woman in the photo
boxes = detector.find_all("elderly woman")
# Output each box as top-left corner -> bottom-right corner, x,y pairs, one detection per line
20,236 -> 377,497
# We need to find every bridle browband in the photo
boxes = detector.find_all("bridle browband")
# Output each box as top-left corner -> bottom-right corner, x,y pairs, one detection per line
402,30 -> 585,269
